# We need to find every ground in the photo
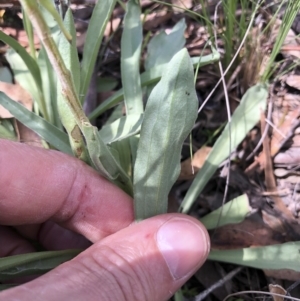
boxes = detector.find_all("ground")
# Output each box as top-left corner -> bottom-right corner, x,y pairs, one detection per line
0,1 -> 300,300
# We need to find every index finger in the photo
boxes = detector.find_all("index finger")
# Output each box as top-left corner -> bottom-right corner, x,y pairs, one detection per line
0,139 -> 134,242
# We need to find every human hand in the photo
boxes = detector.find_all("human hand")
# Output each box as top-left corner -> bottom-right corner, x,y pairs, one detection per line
0,139 -> 210,301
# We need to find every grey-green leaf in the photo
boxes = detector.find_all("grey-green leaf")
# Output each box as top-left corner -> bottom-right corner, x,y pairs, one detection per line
5,48 -> 48,120
180,83 -> 268,214
133,48 -> 198,220
0,249 -> 81,281
145,18 -> 186,70
57,8 -> 89,161
0,92 -> 72,154
88,50 -> 220,120
200,194 -> 250,230
99,114 -> 143,144
121,0 -> 143,115
209,242 -> 300,271
80,0 -> 116,103
0,31 -> 42,90
80,121 -> 133,195
59,8 -> 80,94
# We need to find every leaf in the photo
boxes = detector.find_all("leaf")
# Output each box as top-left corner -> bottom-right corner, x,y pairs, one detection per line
80,121 -> 133,195
39,0 -> 72,41
58,8 -> 80,94
97,77 -> 118,93
0,31 -> 42,90
0,92 -> 72,154
38,46 -> 60,127
0,82 -> 32,119
121,0 -> 143,115
180,83 -> 268,214
110,138 -> 132,182
0,66 -> 13,83
145,18 -> 186,70
209,242 -> 300,272
80,0 -> 116,103
99,114 -> 143,144
0,284 -> 17,291
0,249 -> 81,281
57,8 -> 89,161
200,194 -> 250,230
133,48 -> 198,220
5,48 -> 48,120
0,121 -> 16,140
88,49 -> 220,120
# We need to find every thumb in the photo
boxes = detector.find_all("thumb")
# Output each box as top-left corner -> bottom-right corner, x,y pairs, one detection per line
0,214 -> 210,301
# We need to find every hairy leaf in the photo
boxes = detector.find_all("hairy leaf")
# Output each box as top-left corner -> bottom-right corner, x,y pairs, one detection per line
180,83 -> 268,213
0,92 -> 72,154
209,242 -> 300,271
200,194 -> 250,230
134,48 -> 198,220
121,0 -> 143,115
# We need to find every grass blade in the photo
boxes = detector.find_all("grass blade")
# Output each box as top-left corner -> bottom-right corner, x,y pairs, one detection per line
209,242 -> 300,272
121,0 -> 143,115
88,50 -> 220,120
80,0 -> 116,103
180,83 -> 268,214
133,48 -> 198,220
199,194 -> 250,230
0,92 -> 72,154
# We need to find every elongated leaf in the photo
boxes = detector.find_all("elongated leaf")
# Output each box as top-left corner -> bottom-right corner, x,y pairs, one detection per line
145,18 -> 186,70
80,0 -> 116,103
97,77 -> 118,93
99,114 -> 143,144
57,8 -> 89,161
58,8 -> 80,94
180,83 -> 268,213
39,0 -> 72,41
209,242 -> 300,271
0,31 -> 42,89
200,194 -> 250,230
80,122 -> 133,195
5,48 -> 48,120
37,3 -> 61,127
110,138 -> 132,182
0,123 -> 16,140
0,92 -> 72,154
121,0 -> 143,115
0,249 -> 81,281
88,50 -> 220,120
38,46 -> 57,126
0,284 -> 17,291
133,48 -> 198,220
0,66 -> 12,83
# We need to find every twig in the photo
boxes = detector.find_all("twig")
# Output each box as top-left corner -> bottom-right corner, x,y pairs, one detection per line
192,267 -> 243,301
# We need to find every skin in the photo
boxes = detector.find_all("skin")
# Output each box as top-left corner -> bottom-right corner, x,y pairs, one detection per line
0,139 -> 210,301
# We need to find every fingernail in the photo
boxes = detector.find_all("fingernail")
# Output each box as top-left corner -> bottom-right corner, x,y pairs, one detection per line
156,218 -> 209,280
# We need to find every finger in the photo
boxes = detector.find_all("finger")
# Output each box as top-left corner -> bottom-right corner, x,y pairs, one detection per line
0,139 -> 133,242
14,221 -> 91,250
0,214 -> 210,301
0,226 -> 35,257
